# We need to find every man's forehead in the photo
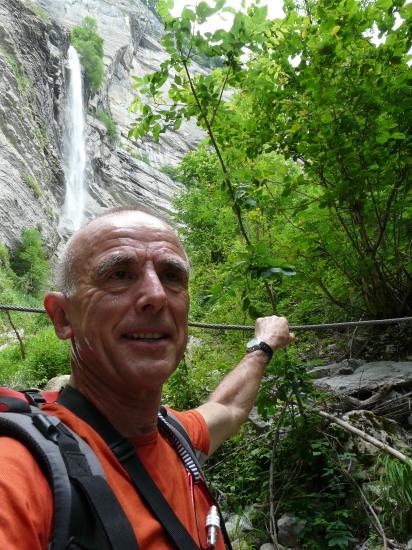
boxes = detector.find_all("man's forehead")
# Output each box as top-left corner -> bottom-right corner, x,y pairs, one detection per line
90,211 -> 171,234
71,211 -> 186,263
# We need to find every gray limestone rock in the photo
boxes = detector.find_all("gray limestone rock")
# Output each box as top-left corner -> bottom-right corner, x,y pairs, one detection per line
0,0 -> 203,257
277,513 -> 306,547
314,361 -> 412,395
0,0 -> 67,251
45,374 -> 70,391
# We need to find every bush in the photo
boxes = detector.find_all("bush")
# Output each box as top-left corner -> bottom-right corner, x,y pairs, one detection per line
95,110 -> 119,145
71,17 -> 104,95
0,326 -> 70,388
22,173 -> 42,199
10,228 -> 49,295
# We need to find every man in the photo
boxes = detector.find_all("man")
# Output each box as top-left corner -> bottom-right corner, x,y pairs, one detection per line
0,208 -> 294,549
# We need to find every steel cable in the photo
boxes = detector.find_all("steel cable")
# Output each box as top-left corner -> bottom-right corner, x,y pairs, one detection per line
0,304 -> 411,331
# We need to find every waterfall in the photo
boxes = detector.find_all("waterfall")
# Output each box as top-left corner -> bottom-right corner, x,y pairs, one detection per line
60,46 -> 87,232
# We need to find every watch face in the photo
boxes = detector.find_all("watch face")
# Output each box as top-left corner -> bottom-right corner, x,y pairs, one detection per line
247,337 -> 260,349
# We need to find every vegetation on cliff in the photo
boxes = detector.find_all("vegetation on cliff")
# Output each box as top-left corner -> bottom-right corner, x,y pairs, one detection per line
0,230 -> 70,388
71,16 -> 104,95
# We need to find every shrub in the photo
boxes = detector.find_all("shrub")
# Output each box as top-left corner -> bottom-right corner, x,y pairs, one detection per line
71,17 -> 104,95
0,326 -> 70,388
0,243 -> 10,269
159,164 -> 180,180
10,228 -> 49,295
95,110 -> 119,145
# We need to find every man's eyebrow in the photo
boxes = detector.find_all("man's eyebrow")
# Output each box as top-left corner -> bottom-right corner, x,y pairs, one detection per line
95,254 -> 135,277
159,257 -> 189,275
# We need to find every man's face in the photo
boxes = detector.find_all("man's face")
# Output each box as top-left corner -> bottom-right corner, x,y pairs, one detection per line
63,212 -> 189,393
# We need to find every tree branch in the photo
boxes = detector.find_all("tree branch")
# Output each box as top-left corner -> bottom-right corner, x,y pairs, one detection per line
318,410 -> 412,467
5,311 -> 25,360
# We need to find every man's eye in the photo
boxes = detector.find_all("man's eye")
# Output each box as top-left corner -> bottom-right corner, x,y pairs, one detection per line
164,271 -> 178,281
163,270 -> 187,286
111,270 -> 132,280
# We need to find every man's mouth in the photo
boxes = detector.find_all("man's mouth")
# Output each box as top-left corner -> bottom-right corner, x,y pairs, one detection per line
123,333 -> 167,341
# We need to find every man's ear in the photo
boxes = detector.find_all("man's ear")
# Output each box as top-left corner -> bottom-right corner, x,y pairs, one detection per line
44,292 -> 73,340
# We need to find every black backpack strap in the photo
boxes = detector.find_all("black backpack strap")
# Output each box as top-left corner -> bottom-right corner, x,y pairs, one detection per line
0,403 -> 138,550
58,386 -> 200,550
49,421 -> 139,550
0,411 -> 72,549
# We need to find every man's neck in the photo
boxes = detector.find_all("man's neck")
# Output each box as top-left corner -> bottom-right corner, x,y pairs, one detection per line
69,374 -> 162,438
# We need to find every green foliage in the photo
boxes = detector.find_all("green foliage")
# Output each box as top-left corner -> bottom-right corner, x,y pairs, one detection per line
95,110 -> 119,145
126,146 -> 151,165
5,53 -> 28,94
22,173 -> 42,199
10,228 -> 49,295
131,0 -> 411,319
159,164 -> 180,180
0,243 -> 10,270
0,325 -> 70,388
129,0 -> 412,544
373,455 -> 412,537
27,1 -> 50,22
71,17 -> 104,95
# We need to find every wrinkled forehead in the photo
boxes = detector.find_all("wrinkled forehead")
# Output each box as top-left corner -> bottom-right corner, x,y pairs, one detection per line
69,211 -> 187,270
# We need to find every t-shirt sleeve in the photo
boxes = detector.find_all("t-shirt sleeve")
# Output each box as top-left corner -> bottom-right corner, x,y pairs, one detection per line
168,409 -> 210,456
0,437 -> 53,549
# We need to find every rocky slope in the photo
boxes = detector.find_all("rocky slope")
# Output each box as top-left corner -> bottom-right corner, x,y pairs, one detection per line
0,0 -> 66,254
0,0 -> 201,253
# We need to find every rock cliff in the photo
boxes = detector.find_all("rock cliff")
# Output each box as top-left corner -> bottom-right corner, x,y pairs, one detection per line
0,0 -> 200,253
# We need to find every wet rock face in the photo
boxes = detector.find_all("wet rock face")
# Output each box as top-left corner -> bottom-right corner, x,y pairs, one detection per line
35,0 -> 203,219
0,0 -> 202,255
0,0 -> 67,252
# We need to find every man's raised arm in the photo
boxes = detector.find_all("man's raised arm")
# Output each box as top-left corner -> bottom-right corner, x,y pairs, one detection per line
197,316 -> 294,456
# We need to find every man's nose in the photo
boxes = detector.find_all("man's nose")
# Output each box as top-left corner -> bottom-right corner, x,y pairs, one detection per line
134,265 -> 167,313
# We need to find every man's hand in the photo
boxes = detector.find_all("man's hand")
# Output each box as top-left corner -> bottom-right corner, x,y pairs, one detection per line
197,315 -> 294,456
254,315 -> 295,352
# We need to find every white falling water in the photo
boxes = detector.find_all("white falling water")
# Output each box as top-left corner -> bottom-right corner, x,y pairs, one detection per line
60,46 -> 87,232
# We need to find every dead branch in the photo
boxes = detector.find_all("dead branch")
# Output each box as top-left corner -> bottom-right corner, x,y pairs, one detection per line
318,410 -> 412,467
339,461 -> 389,549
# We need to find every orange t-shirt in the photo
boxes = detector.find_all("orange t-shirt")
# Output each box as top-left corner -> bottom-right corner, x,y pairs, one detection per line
0,403 -> 225,549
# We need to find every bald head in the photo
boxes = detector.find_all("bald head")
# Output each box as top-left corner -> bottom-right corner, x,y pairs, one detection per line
57,208 -> 186,297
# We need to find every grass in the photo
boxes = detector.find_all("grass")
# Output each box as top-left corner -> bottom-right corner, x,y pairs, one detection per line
22,174 -> 42,199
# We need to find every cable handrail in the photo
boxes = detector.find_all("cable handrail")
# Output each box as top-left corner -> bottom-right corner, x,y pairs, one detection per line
0,304 -> 411,332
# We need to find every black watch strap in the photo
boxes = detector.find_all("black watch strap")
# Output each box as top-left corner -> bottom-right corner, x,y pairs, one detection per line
246,338 -> 273,360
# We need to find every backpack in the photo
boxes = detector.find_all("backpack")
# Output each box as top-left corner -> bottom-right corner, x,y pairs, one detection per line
0,386 -> 232,550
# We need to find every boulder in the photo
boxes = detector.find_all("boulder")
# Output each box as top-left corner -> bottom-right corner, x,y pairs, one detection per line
45,374 -> 70,391
277,513 -> 306,547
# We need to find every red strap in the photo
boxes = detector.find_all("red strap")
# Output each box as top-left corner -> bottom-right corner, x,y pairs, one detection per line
41,391 -> 59,403
0,387 -> 59,405
0,387 -> 28,400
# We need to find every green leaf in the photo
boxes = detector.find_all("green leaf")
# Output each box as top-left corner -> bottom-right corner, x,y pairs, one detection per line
152,124 -> 162,142
376,133 -> 390,144
157,0 -> 174,18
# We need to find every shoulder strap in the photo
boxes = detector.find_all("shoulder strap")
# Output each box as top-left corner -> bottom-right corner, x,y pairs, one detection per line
158,407 -> 204,483
158,408 -> 234,550
0,411 -> 72,549
0,396 -> 138,550
58,386 -> 200,550
159,405 -> 208,467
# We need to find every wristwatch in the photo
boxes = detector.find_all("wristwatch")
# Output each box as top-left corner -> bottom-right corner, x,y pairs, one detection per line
246,337 -> 273,361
